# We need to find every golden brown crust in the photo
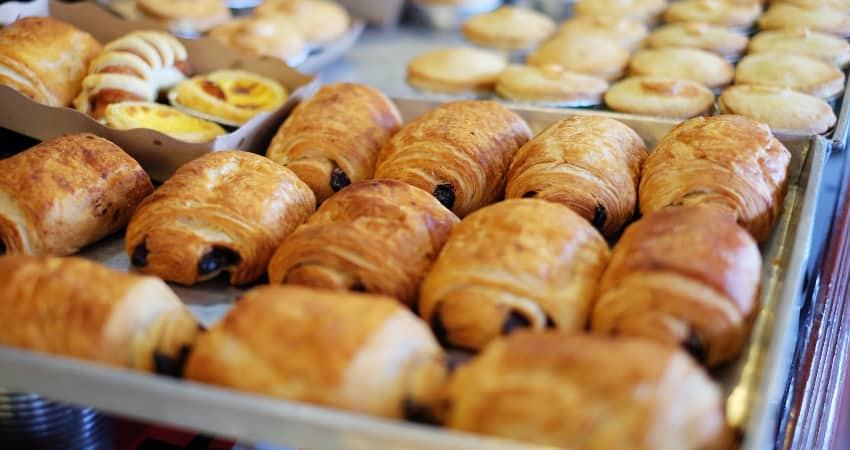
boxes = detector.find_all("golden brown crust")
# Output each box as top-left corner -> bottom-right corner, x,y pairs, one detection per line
505,116 -> 647,237
0,255 -> 200,374
604,76 -> 716,119
125,151 -> 315,286
734,52 -> 846,98
461,6 -> 556,50
718,85 -> 836,134
639,115 -> 791,242
495,64 -> 609,105
556,16 -> 648,49
444,331 -> 730,450
374,100 -> 532,217
758,3 -> 850,37
207,16 -> 308,63
266,83 -> 403,203
591,206 -> 762,366
629,48 -> 734,89
184,285 -> 446,419
748,28 -> 850,68
406,47 -> 507,95
267,180 -> 459,306
574,0 -> 668,22
255,0 -> 350,45
663,0 -> 762,28
645,23 -> 749,59
0,133 -> 153,256
419,199 -> 610,350
527,36 -> 630,81
0,17 -> 101,107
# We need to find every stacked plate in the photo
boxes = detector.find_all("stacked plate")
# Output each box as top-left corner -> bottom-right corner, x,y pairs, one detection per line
0,391 -> 114,450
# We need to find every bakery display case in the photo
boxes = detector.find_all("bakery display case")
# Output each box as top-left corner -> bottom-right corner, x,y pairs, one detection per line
1,0 -> 850,449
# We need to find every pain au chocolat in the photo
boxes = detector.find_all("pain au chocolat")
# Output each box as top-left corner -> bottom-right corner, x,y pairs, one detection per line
126,151 -> 315,286
266,83 -> 403,203
0,133 -> 152,256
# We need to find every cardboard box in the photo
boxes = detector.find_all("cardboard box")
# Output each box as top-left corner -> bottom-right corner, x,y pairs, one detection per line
0,0 -> 319,181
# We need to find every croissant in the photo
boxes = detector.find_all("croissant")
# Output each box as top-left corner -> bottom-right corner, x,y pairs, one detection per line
639,115 -> 791,242
444,331 -> 730,450
266,83 -> 403,203
0,255 -> 201,376
591,206 -> 761,366
184,285 -> 447,420
0,133 -> 153,256
0,17 -> 101,107
126,151 -> 315,286
419,199 -> 610,350
506,115 -> 647,237
374,100 -> 532,217
267,180 -> 459,306
74,30 -> 191,119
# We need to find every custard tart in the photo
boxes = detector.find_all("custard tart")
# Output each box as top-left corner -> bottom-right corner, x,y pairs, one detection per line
171,70 -> 288,126
104,102 -> 226,143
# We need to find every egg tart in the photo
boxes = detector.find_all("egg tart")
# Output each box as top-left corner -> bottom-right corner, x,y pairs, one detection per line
171,70 -> 288,126
104,101 -> 226,143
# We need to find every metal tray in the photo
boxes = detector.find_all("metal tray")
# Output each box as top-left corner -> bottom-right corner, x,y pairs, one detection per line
0,100 -> 827,450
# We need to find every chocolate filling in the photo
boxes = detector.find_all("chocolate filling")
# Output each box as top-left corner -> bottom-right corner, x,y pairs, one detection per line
433,184 -> 455,210
683,330 -> 707,363
430,309 -> 449,344
351,281 -> 367,292
154,344 -> 192,378
545,314 -> 556,328
330,167 -> 351,192
198,247 -> 241,276
522,191 -> 538,198
402,397 -> 440,425
501,311 -> 532,335
592,203 -> 607,231
131,243 -> 149,267
0,240 -> 6,255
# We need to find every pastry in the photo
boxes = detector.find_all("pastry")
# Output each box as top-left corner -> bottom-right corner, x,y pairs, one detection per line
267,180 -> 459,306
495,64 -> 609,105
184,285 -> 447,419
718,85 -> 836,134
629,48 -> 734,89
374,100 -> 532,217
505,115 -> 647,237
758,4 -> 850,37
645,23 -> 749,60
266,83 -> 402,203
748,28 -> 850,68
775,0 -> 850,9
126,151 -> 315,286
104,102 -> 227,143
419,199 -> 610,350
0,255 -> 200,376
137,0 -> 231,33
527,35 -> 630,81
574,0 -> 668,23
255,0 -> 350,45
664,0 -> 762,29
406,47 -> 507,94
0,17 -> 101,107
171,70 -> 289,126
461,6 -> 556,50
74,30 -> 191,119
592,206 -> 762,366
443,331 -> 729,449
0,133 -> 153,256
734,52 -> 845,99
208,16 -> 308,65
639,115 -> 791,242
556,16 -> 648,50
604,76 -> 715,119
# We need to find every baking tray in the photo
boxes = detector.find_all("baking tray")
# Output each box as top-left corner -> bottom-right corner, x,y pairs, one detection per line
0,100 -> 826,450
95,0 -> 365,74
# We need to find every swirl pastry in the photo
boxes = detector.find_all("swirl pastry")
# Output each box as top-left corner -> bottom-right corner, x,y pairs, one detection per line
506,115 -> 647,237
0,17 -> 101,107
266,83 -> 402,203
126,151 -> 315,286
444,331 -> 729,449
592,206 -> 761,366
171,70 -> 289,126
208,16 -> 308,65
419,199 -> 610,351
0,133 -> 153,256
374,100 -> 532,217
185,285 -> 447,419
267,180 -> 459,306
0,255 -> 201,376
255,0 -> 351,45
104,102 -> 226,143
639,115 -> 791,242
74,30 -> 191,119
137,0 -> 231,33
